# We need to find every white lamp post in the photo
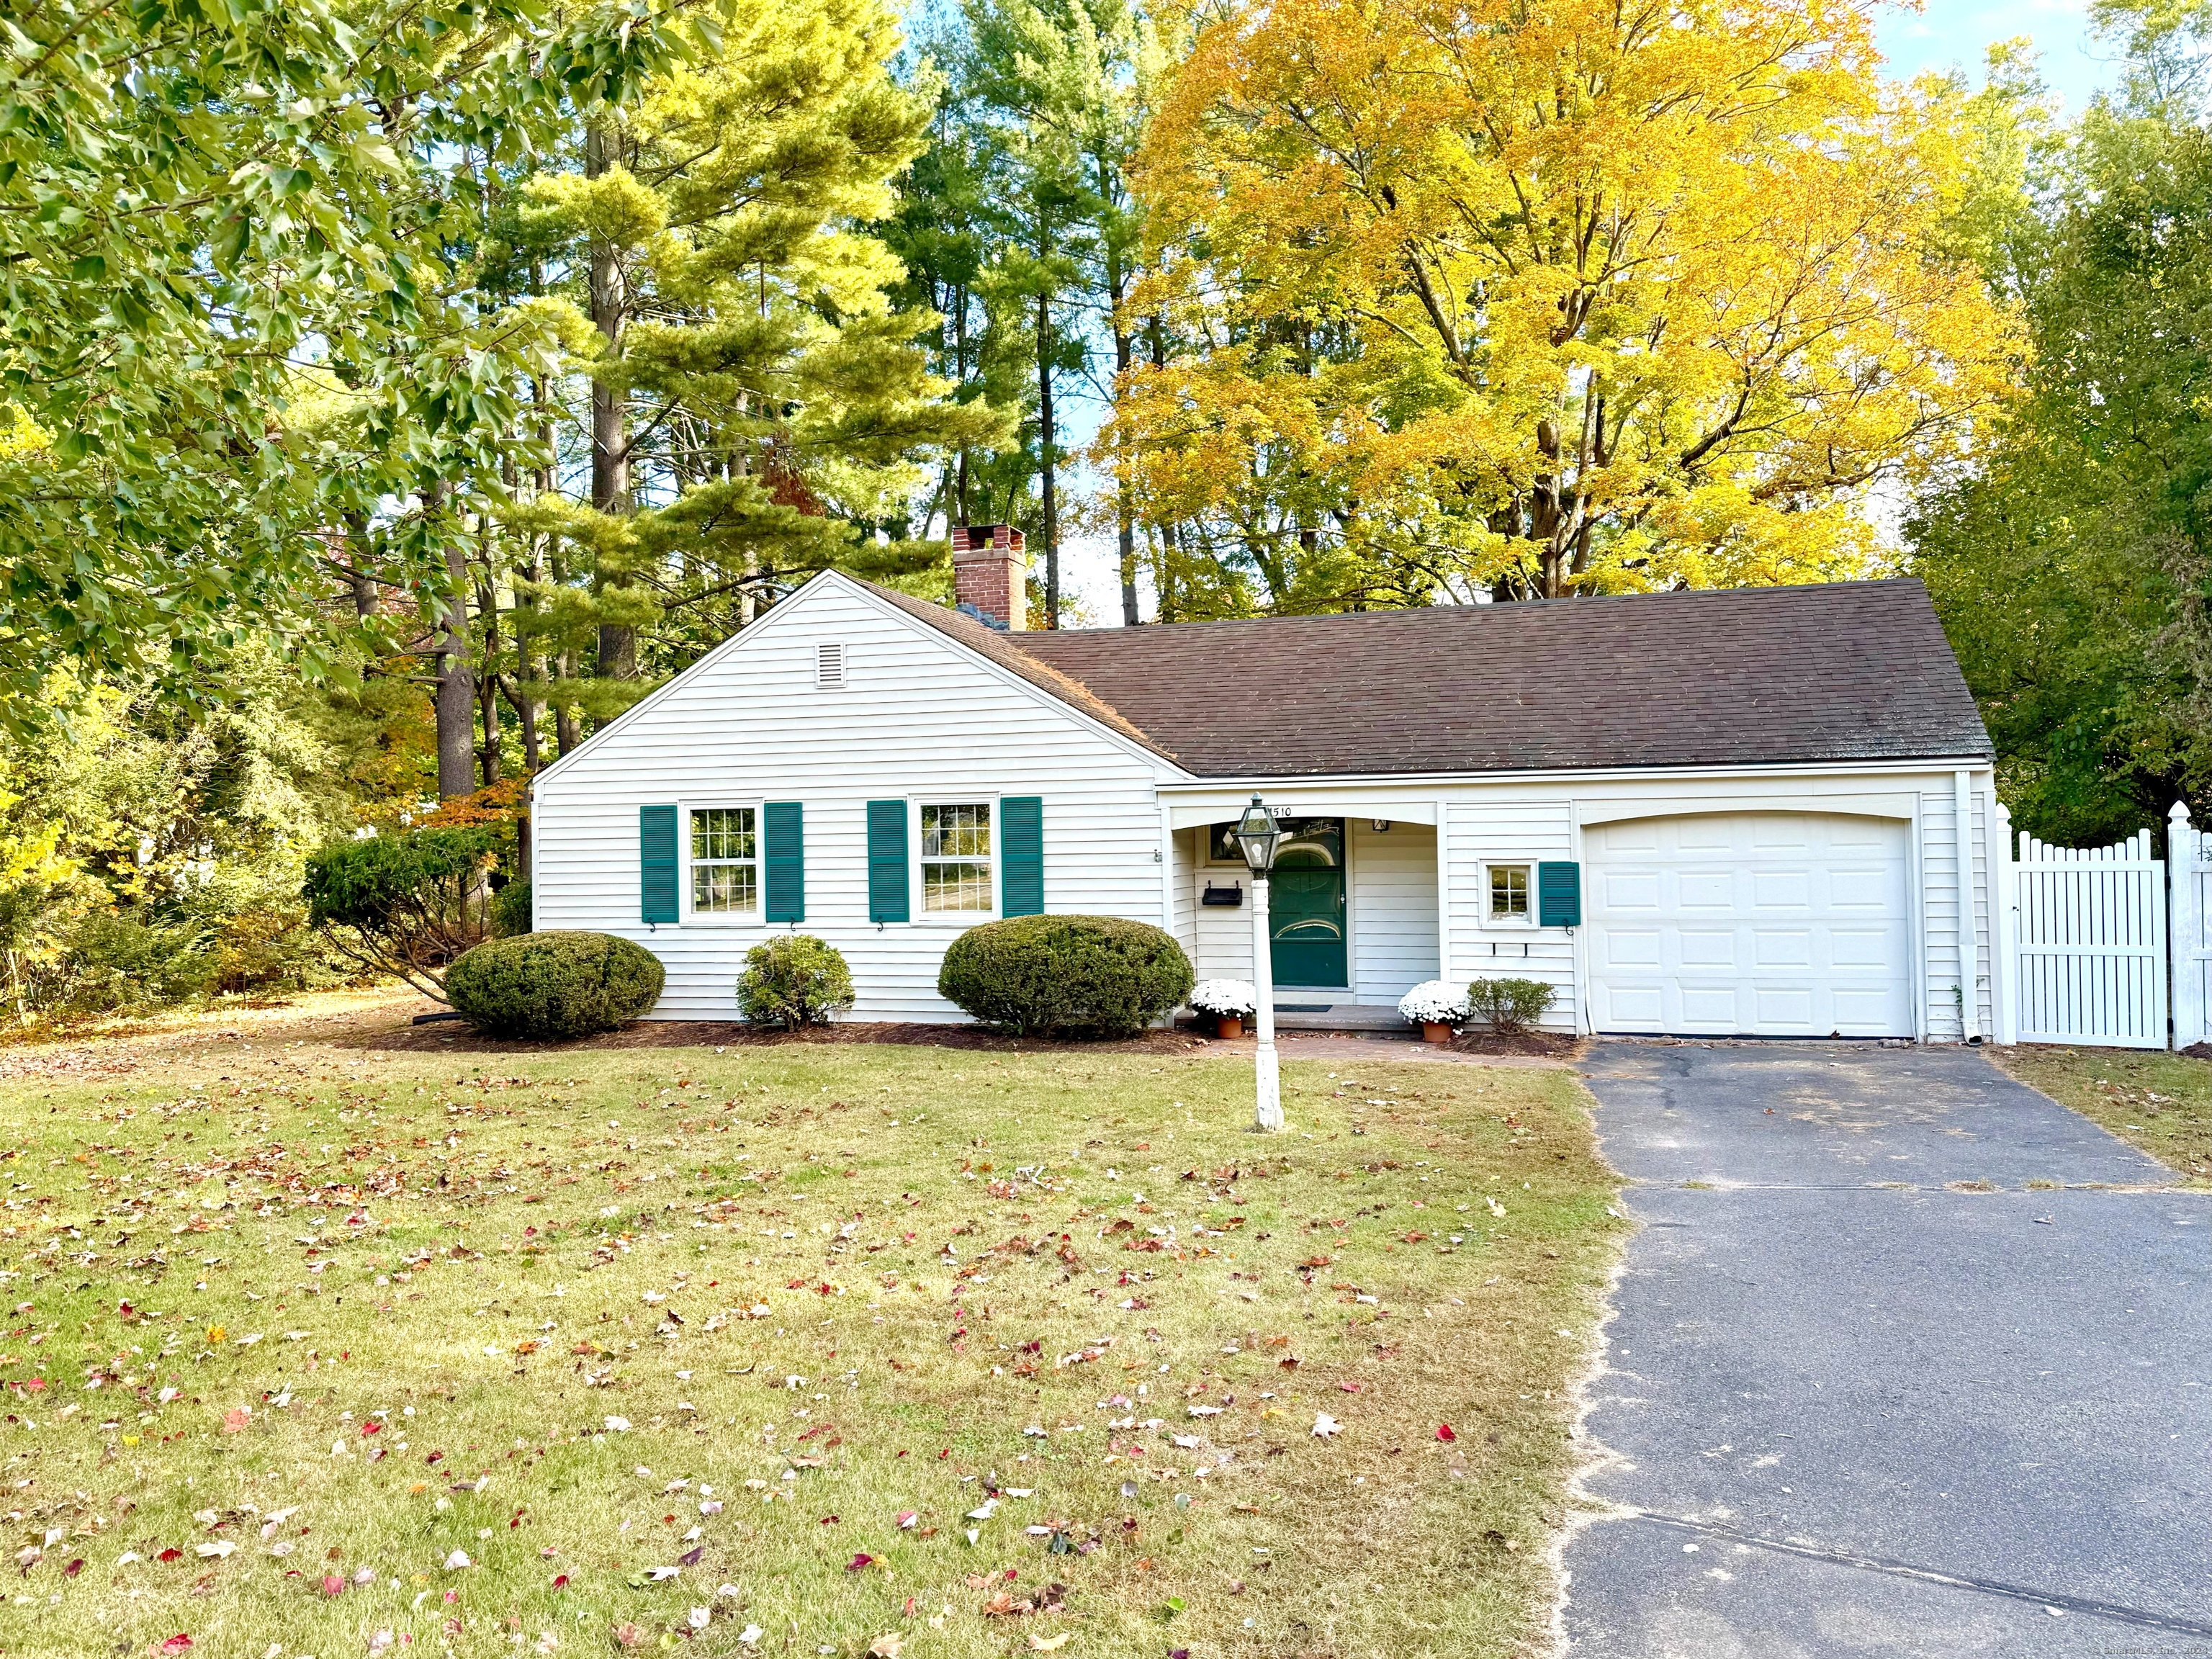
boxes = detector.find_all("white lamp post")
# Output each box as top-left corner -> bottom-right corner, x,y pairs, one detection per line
1232,795 -> 1285,1133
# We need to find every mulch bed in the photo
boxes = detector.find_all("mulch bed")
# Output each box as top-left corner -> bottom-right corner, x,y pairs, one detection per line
1447,1025 -> 1581,1059
365,1017 -> 1212,1057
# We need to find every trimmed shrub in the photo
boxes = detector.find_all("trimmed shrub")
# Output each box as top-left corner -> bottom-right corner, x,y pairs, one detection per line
302,827 -> 497,997
736,934 -> 855,1030
1466,975 -> 1555,1033
445,931 -> 665,1040
938,914 -> 1194,1038
492,880 -> 533,938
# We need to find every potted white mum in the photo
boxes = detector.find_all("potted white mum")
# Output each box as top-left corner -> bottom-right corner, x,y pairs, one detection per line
1398,979 -> 1470,1045
1190,978 -> 1258,1039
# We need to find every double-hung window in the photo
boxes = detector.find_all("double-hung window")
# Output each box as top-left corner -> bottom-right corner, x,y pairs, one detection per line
1488,863 -> 1532,922
920,802 -> 993,913
691,806 -> 758,916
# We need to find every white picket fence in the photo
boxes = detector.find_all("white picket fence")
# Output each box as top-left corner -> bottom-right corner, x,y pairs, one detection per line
2009,826 -> 2168,1048
1993,803 -> 2211,1050
2173,802 -> 2211,1051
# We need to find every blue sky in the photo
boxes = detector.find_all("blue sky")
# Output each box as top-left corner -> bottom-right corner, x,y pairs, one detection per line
1877,0 -> 2121,110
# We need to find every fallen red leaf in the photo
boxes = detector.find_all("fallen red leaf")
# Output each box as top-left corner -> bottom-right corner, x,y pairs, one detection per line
64,1559 -> 83,1577
846,1552 -> 873,1571
552,1574 -> 569,1589
160,1638 -> 193,1655
158,1549 -> 182,1563
321,1575 -> 343,1596
1437,1424 -> 1456,1442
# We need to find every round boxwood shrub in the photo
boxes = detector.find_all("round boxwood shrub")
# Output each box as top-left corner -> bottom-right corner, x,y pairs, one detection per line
736,934 -> 855,1030
938,914 -> 1194,1038
444,931 -> 665,1040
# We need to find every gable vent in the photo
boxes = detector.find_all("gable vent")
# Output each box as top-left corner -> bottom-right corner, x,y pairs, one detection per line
814,642 -> 846,690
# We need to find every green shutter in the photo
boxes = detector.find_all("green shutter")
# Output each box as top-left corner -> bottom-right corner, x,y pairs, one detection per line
866,799 -> 909,922
763,801 -> 804,924
640,804 -> 678,925
1538,860 -> 1581,928
1001,796 -> 1043,917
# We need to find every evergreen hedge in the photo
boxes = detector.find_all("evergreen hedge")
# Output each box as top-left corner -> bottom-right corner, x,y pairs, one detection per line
444,931 -> 665,1040
938,914 -> 1193,1038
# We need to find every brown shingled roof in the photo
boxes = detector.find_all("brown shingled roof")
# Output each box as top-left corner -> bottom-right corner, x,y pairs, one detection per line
869,577 -> 1990,779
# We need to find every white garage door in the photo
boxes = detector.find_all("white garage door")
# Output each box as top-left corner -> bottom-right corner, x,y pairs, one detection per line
1586,813 -> 1913,1038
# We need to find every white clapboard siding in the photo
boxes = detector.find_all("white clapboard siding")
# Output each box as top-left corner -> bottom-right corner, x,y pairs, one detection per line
2014,827 -> 2167,1048
1177,822 -> 1436,1004
1347,819 -> 1440,1004
532,580 -> 1177,1022
1442,799 -> 1578,1031
2170,803 -> 2210,1051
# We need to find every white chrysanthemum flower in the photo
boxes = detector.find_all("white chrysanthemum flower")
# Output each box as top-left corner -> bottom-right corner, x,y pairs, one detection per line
1397,980 -> 1470,1025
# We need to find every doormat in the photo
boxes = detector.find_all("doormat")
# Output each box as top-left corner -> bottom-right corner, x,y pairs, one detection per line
1274,1004 -> 1333,1013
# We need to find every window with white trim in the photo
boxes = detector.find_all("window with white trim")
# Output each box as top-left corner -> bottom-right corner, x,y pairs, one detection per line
691,806 -> 758,914
1488,863 -> 1531,921
920,802 -> 993,912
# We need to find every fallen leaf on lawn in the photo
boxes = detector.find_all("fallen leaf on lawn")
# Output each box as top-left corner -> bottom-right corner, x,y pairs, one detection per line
1312,1413 -> 1341,1438
1436,1424 -> 1456,1442
867,1637 -> 903,1658
647,1566 -> 681,1582
1028,1637 -> 1071,1652
847,1553 -> 874,1571
1338,1382 -> 1364,1394
613,1624 -> 647,1650
221,1408 -> 251,1434
159,1637 -> 193,1655
737,1625 -> 763,1647
687,1609 -> 710,1631
896,1511 -> 918,1529
194,1542 -> 235,1559
444,1550 -> 471,1570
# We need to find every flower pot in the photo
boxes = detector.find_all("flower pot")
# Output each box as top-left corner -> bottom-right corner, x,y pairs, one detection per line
1421,1020 -> 1454,1046
1216,1015 -> 1245,1040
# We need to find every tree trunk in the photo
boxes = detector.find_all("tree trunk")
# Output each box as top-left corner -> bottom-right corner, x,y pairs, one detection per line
1148,314 -> 1179,622
1037,283 -> 1058,630
586,122 -> 636,680
342,510 -> 377,618
476,574 -> 503,787
429,482 -> 477,800
1110,239 -> 1138,627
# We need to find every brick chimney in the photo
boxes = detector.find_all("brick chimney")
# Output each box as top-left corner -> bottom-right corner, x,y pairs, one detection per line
951,523 -> 1027,631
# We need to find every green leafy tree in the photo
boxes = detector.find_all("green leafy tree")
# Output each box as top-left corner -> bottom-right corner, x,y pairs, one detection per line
1910,37 -> 2212,842
0,0 -> 696,727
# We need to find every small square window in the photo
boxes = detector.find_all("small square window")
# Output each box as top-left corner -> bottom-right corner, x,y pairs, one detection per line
921,802 -> 993,912
1490,864 -> 1531,920
691,807 -> 758,914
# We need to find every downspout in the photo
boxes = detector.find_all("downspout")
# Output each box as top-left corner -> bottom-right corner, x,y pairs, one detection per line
1955,769 -> 1982,1043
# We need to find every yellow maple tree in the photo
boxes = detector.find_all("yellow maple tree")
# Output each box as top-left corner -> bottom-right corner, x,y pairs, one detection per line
1106,0 -> 2020,606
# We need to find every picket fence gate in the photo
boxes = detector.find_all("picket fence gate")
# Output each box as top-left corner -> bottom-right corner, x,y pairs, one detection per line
1992,802 -> 2211,1050
2172,802 -> 2212,1051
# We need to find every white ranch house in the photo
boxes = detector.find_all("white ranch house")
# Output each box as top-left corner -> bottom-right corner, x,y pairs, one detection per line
531,532 -> 2002,1040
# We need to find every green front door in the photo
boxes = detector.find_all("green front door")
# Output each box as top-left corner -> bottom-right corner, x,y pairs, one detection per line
1269,819 -> 1347,989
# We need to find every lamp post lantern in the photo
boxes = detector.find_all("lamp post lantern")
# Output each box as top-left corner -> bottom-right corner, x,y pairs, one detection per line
1233,795 -> 1286,1132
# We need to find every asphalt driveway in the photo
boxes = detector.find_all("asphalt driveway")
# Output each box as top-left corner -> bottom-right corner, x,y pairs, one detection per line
1565,1043 -> 2212,1657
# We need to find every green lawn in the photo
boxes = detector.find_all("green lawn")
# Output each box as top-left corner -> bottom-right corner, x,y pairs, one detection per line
0,1003 -> 1622,1659
1995,1046 -> 2212,1183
